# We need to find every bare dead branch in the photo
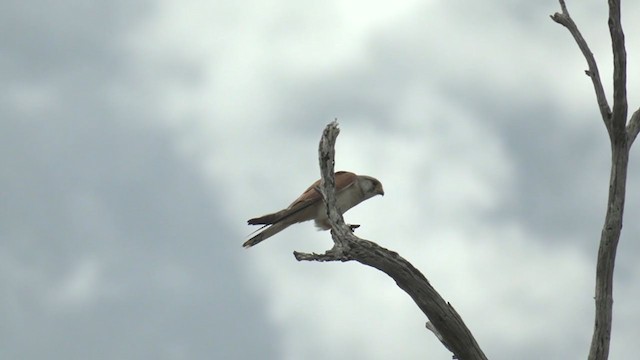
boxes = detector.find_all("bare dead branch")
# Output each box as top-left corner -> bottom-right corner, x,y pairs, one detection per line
552,2 -> 633,360
588,144 -> 629,360
293,248 -> 349,262
551,1 -> 612,133
627,108 -> 640,147
587,2 -> 631,360
294,121 -> 487,360
607,0 -> 628,136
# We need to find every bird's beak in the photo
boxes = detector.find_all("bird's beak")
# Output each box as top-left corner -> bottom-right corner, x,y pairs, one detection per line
378,186 -> 385,196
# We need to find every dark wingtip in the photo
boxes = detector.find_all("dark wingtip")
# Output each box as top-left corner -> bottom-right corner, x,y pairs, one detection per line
248,214 -> 279,225
242,234 -> 262,248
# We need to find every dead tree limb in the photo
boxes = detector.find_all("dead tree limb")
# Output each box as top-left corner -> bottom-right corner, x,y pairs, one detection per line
551,1 -> 636,359
550,0 -> 612,132
626,107 -> 640,147
293,121 -> 488,360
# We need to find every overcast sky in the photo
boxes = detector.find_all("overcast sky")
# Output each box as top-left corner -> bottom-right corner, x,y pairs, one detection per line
2,0 -> 640,359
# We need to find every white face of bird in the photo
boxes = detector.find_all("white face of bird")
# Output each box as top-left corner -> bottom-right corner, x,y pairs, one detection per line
359,176 -> 384,199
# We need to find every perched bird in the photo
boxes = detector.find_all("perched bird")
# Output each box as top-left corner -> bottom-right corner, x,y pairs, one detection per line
243,171 -> 384,248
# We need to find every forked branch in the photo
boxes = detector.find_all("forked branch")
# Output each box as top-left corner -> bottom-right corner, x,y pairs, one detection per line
551,1 -> 634,360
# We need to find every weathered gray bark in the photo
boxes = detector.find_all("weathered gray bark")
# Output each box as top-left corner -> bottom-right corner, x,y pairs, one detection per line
294,121 -> 487,360
551,1 -> 638,359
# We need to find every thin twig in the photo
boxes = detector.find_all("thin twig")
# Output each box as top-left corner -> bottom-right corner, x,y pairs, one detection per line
550,2 -> 612,133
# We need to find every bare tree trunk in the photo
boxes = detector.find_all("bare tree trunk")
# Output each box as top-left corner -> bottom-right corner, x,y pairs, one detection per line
294,121 -> 488,360
551,1 -> 639,359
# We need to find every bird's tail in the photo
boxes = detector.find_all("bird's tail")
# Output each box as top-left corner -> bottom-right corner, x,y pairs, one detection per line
247,210 -> 288,225
243,222 -> 288,248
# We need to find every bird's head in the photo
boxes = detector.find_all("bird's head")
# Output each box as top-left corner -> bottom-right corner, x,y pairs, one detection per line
358,175 -> 384,199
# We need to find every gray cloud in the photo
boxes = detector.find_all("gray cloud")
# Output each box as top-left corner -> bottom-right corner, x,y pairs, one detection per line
1,1 -> 277,359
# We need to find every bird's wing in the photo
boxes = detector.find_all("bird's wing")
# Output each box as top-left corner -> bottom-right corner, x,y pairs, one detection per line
244,172 -> 361,247
288,171 -> 358,208
248,172 -> 358,226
